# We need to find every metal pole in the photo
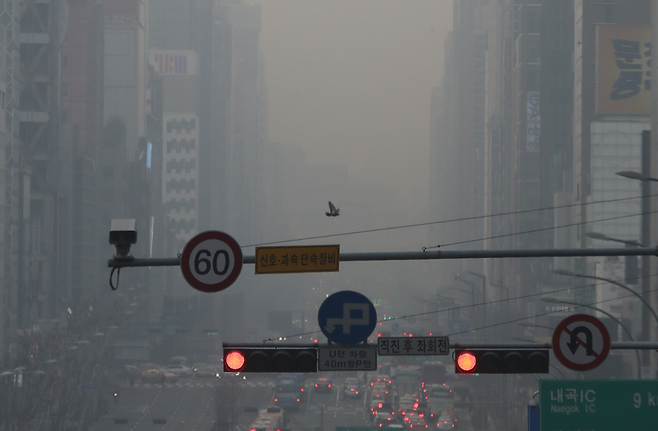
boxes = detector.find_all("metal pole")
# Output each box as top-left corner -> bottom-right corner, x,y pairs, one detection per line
107,247 -> 658,268
641,129 -> 651,372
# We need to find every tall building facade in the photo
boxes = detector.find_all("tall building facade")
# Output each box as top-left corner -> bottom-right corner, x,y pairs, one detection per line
0,0 -> 18,365
60,0 -> 105,307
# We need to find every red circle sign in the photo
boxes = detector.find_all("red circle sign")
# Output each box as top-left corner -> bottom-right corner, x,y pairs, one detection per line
552,314 -> 611,371
180,231 -> 243,293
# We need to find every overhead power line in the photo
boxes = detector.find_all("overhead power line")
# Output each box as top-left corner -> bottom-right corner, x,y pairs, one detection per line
244,193 -> 658,249
432,209 -> 658,249
264,273 -> 656,342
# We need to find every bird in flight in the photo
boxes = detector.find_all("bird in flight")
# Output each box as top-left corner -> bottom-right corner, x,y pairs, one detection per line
326,201 -> 340,217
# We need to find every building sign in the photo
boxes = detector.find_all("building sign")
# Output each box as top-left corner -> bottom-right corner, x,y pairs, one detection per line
597,25 -> 651,115
526,92 -> 540,152
148,50 -> 198,75
255,245 -> 339,274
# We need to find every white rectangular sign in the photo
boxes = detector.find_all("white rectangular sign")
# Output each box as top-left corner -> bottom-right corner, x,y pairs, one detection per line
377,337 -> 449,356
318,346 -> 377,371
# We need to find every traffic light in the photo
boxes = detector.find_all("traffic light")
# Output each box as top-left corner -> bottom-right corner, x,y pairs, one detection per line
223,344 -> 318,373
454,349 -> 549,374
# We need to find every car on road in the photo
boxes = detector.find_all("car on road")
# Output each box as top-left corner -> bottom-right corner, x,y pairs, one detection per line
343,377 -> 362,398
141,369 -> 162,383
314,377 -> 333,392
124,365 -> 142,380
371,375 -> 393,388
276,375 -> 304,398
165,364 -> 193,378
374,412 -> 395,428
194,364 -> 220,378
141,369 -> 178,384
407,418 -> 429,430
274,393 -> 301,412
369,401 -> 396,420
398,396 -> 416,417
434,413 -> 458,429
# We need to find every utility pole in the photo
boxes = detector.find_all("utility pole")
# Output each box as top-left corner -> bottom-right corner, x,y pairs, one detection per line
641,130 -> 651,375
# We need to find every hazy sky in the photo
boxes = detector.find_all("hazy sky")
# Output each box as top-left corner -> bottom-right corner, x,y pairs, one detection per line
246,0 -> 453,202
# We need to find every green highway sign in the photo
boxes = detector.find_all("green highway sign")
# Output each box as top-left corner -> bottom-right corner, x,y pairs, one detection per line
540,380 -> 658,431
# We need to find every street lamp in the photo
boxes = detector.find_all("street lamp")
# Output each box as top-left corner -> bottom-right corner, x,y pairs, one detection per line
541,297 -> 641,378
585,231 -> 645,247
553,270 -> 658,326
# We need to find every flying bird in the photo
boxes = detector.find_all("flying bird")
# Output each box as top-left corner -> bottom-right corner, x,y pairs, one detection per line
326,201 -> 340,217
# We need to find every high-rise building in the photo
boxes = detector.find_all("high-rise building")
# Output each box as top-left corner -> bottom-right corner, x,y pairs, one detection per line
571,0 -> 651,377
212,2 -> 263,245
0,0 -> 18,365
18,0 -> 62,333
104,0 -> 147,163
60,0 -> 105,307
430,0 -> 489,280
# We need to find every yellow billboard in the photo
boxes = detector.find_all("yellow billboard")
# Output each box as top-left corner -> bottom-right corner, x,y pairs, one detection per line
597,25 -> 651,115
255,245 -> 340,274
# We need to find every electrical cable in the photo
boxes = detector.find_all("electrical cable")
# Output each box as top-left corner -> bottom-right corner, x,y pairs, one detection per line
264,272 -> 656,342
432,209 -> 658,249
447,285 -> 658,337
109,267 -> 120,291
242,193 -> 658,249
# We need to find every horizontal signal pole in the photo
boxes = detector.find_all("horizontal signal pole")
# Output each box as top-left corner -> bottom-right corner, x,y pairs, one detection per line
451,341 -> 658,350
221,341 -> 658,350
108,247 -> 658,268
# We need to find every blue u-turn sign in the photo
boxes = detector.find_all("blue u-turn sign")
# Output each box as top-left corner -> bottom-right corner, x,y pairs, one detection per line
317,290 -> 377,345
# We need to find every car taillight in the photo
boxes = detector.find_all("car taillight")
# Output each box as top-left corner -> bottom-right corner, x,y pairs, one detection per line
351,388 -> 354,391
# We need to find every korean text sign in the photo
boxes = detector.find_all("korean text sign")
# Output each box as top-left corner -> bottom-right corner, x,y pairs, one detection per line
597,25 -> 651,115
255,245 -> 339,274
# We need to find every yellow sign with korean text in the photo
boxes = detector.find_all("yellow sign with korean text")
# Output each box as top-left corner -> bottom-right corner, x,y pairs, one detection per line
255,245 -> 340,274
597,25 -> 651,115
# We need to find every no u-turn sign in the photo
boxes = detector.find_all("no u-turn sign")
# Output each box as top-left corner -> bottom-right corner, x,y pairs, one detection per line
552,314 -> 611,371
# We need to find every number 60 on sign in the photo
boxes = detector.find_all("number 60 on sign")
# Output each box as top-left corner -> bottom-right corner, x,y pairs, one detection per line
181,231 -> 243,293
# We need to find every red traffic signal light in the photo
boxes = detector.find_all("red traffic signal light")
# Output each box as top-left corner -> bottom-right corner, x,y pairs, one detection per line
223,344 -> 318,373
456,352 -> 477,372
225,351 -> 246,371
454,349 -> 549,374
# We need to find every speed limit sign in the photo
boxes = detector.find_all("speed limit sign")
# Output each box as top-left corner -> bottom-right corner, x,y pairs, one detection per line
180,231 -> 243,293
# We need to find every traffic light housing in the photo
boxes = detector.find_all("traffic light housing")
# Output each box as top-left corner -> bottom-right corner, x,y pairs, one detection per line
223,344 -> 318,373
454,349 -> 549,374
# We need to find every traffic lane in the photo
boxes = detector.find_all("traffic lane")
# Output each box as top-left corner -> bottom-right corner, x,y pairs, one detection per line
304,385 -> 372,430
90,384 -> 173,431
220,375 -> 276,431
152,382 -> 215,430
92,380 -> 219,431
